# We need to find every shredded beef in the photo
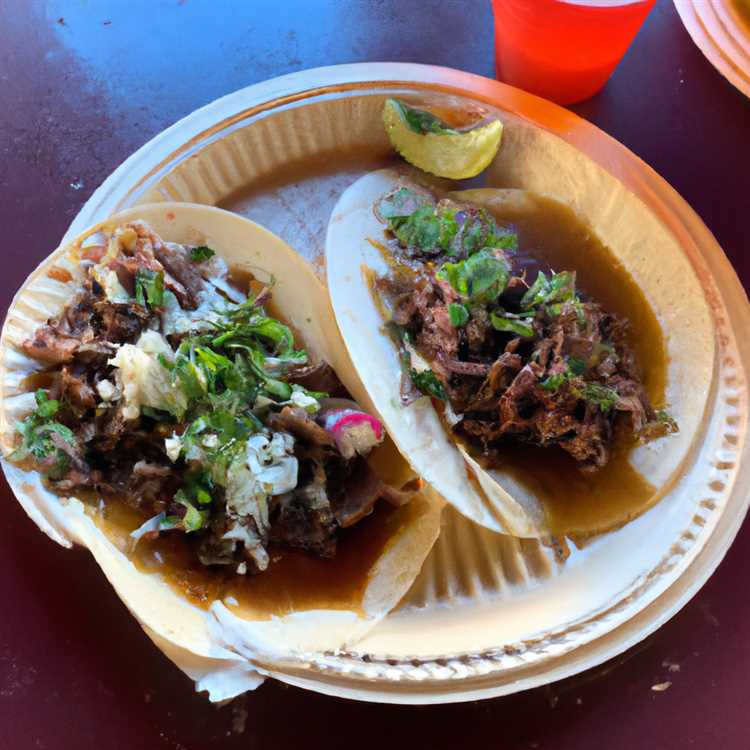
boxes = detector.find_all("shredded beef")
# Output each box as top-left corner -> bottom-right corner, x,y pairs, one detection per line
270,461 -> 337,557
268,406 -> 336,449
60,365 -> 97,410
465,306 -> 491,353
436,352 -> 492,377
288,360 -> 345,395
22,326 -> 80,364
329,457 -> 416,527
378,258 -> 661,473
153,243 -> 205,308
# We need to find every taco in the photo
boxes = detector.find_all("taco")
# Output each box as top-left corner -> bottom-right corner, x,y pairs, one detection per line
0,203 -> 442,699
326,167 -> 714,539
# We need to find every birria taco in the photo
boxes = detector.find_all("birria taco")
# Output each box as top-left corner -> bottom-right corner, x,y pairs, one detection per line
326,167 -> 714,539
0,203 -> 442,698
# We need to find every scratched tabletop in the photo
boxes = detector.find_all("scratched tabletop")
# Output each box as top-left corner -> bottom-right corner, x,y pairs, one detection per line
1,1 -> 749,748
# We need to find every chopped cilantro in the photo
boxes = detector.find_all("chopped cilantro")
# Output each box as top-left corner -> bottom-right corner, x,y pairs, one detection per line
391,205 -> 457,255
379,189 -> 517,259
520,271 -> 577,311
460,210 -> 518,256
448,302 -> 470,328
577,383 -> 620,412
490,311 -> 534,338
377,187 -> 434,222
134,269 -> 164,307
171,490 -> 208,532
180,469 -> 214,507
437,249 -> 510,305
410,369 -> 447,401
540,358 -> 587,392
11,390 -> 76,479
34,389 -> 60,419
540,371 -> 569,392
189,245 -> 216,262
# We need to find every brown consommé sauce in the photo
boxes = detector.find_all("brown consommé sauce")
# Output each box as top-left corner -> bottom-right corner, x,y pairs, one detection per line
92,478 -> 408,617
375,192 -> 669,539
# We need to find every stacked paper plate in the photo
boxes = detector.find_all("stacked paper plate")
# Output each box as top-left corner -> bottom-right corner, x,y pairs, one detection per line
675,0 -> 750,98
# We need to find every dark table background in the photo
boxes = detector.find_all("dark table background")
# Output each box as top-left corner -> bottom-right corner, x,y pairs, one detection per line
1,1 -> 749,748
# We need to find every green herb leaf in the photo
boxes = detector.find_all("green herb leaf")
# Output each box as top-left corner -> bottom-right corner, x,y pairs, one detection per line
189,246 -> 216,262
157,353 -> 175,372
459,210 -> 518,256
577,383 -> 620,412
11,389 -> 76,478
34,389 -> 60,419
173,356 -> 208,400
377,187 -> 434,222
437,249 -> 510,304
490,312 -> 534,339
521,270 -> 577,310
540,358 -> 587,392
448,302 -> 469,328
243,346 -> 293,400
388,98 -> 459,136
520,271 -> 549,309
134,269 -> 165,307
540,371 -> 568,392
392,205 -> 446,255
173,490 -> 207,533
244,316 -> 295,355
410,369 -> 447,401
490,311 -> 534,338
179,469 -> 214,508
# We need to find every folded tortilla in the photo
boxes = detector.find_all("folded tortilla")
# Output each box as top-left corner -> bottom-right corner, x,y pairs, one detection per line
325,167 -> 715,538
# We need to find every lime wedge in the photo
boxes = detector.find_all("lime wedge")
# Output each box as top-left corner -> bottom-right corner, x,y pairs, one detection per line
383,99 -> 503,180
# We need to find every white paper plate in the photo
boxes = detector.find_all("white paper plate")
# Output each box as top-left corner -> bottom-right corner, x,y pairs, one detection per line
675,0 -> 750,100
63,63 -> 749,703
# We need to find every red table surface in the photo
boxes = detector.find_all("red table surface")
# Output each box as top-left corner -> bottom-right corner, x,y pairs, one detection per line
1,1 -> 749,748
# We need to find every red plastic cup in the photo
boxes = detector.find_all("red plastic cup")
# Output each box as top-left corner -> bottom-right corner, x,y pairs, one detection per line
491,0 -> 656,105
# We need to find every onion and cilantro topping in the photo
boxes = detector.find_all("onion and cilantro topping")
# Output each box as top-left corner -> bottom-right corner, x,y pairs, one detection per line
13,222 -> 396,573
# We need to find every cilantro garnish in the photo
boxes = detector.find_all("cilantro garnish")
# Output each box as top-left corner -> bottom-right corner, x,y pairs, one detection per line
410,369 -> 447,401
165,490 -> 209,533
11,390 -> 77,479
520,271 -> 577,310
377,187 -> 434,223
490,311 -> 534,338
437,249 -> 510,305
390,205 -> 457,256
576,383 -> 620,413
448,302 -> 470,328
379,188 -> 517,259
189,246 -> 216,262
134,269 -> 164,307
